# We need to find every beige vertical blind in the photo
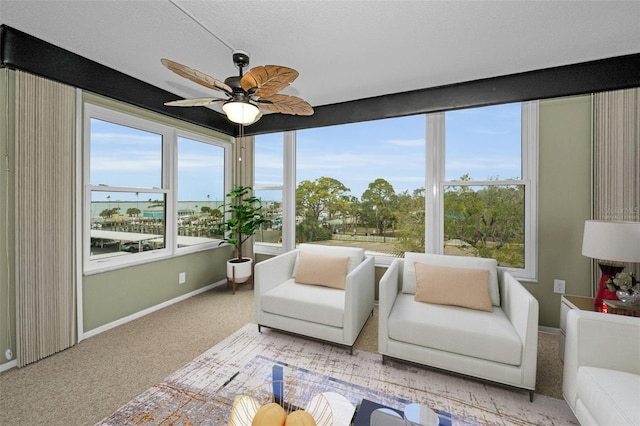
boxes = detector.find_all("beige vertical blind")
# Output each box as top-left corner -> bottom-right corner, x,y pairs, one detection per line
14,71 -> 76,366
593,87 -> 640,287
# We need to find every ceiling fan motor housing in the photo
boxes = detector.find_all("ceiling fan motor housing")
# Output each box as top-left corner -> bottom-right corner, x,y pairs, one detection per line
232,50 -> 250,70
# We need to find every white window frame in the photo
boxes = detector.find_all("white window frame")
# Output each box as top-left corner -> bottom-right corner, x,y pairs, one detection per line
253,103 -> 538,280
83,103 -> 231,273
426,101 -> 538,281
175,128 -> 232,255
254,131 -> 296,256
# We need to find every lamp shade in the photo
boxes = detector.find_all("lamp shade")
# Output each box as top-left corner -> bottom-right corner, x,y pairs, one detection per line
581,220 -> 640,263
222,101 -> 261,125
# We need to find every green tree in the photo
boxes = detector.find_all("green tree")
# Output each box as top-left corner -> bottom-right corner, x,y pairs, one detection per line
342,195 -> 361,234
126,207 -> 141,217
99,207 -> 120,218
443,175 -> 524,267
361,178 -> 397,239
296,213 -> 333,243
296,177 -> 350,222
395,188 -> 425,253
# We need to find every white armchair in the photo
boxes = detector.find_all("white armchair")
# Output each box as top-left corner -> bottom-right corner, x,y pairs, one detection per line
379,253 -> 539,400
563,310 -> 640,426
255,244 -> 375,353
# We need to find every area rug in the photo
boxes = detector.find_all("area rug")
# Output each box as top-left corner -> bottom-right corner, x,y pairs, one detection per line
96,323 -> 577,425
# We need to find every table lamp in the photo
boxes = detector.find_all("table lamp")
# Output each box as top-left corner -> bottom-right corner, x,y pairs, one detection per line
581,220 -> 640,311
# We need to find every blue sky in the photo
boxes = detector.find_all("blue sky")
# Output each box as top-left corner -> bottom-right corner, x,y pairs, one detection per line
256,102 -> 521,199
91,103 -> 521,202
90,119 -> 225,202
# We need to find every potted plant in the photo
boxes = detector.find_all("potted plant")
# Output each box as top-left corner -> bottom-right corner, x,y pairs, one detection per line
220,186 -> 268,284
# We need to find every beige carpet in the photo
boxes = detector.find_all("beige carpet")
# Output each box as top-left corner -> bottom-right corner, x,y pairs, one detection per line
0,284 -> 566,425
97,323 -> 577,425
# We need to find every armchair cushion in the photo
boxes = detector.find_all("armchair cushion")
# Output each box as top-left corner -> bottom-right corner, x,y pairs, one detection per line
402,253 -> 500,306
293,243 -> 365,276
294,251 -> 350,289
562,310 -> 640,425
576,367 -> 640,426
261,279 -> 345,328
388,293 -> 522,365
414,262 -> 493,312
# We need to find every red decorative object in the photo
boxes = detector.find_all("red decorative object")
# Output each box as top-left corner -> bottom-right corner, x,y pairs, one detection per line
593,263 -> 624,312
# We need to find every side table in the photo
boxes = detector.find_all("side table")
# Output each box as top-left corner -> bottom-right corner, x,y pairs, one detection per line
603,299 -> 640,317
559,295 -> 594,361
559,294 -> 640,360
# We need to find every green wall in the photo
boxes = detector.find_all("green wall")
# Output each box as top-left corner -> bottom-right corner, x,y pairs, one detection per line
524,94 -> 593,327
83,245 -> 233,332
0,84 -> 603,369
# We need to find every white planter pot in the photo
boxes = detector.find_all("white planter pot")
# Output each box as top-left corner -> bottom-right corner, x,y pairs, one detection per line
227,258 -> 253,284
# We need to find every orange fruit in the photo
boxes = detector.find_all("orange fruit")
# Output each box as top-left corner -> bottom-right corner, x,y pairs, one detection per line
285,410 -> 316,426
251,402 -> 286,426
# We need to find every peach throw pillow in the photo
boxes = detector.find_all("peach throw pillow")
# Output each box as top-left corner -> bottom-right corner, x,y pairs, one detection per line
294,251 -> 350,289
414,262 -> 493,312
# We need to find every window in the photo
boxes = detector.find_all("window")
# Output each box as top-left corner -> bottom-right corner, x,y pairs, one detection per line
296,117 -> 425,259
254,102 -> 538,280
254,116 -> 426,261
84,103 -> 230,272
176,135 -> 227,245
427,102 -> 538,280
254,131 -> 286,253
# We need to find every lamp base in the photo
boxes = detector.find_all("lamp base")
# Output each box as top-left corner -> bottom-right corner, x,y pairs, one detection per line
594,263 -> 624,312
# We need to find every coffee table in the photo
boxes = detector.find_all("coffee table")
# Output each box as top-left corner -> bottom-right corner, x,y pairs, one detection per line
219,355 -> 460,426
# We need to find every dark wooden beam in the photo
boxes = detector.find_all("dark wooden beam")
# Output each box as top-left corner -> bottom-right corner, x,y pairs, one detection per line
247,52 -> 640,135
0,25 -> 236,136
3,24 -> 639,138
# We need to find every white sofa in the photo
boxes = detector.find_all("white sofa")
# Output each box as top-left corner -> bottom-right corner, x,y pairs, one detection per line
379,253 -> 539,400
563,309 -> 640,426
255,244 -> 375,352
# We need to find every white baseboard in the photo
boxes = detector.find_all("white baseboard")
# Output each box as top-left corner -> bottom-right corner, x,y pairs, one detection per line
0,359 -> 17,373
538,325 -> 560,334
81,280 -> 227,341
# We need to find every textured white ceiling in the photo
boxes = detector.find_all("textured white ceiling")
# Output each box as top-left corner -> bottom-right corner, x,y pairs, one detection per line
1,0 -> 639,109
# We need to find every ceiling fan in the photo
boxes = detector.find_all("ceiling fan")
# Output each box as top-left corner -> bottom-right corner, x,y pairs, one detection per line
161,51 -> 314,125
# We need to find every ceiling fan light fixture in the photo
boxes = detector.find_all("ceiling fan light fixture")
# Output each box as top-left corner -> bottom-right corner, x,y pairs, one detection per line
222,100 -> 261,125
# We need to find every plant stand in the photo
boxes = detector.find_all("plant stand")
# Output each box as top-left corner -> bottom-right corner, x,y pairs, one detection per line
227,262 -> 255,295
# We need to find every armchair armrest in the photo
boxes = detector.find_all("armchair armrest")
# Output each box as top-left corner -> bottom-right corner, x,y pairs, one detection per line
344,255 -> 375,343
562,310 -> 640,410
255,250 -> 299,316
378,259 -> 403,353
498,270 -> 539,389
499,270 -> 538,340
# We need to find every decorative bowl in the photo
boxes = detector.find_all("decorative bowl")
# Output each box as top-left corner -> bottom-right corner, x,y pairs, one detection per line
228,380 -> 336,426
616,289 -> 640,305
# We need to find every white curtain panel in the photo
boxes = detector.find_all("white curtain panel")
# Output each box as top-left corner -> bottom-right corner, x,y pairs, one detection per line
14,71 -> 76,366
592,87 -> 640,290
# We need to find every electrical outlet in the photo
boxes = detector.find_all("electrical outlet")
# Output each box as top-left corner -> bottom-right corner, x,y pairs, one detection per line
4,348 -> 13,360
553,279 -> 566,294
178,272 -> 186,284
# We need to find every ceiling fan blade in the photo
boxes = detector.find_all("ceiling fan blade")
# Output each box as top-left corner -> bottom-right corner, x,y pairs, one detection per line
161,58 -> 232,94
241,65 -> 299,97
257,94 -> 314,116
164,97 -> 226,107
